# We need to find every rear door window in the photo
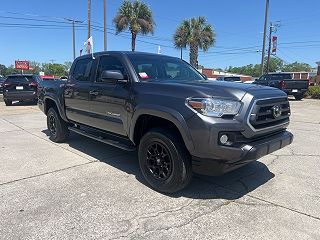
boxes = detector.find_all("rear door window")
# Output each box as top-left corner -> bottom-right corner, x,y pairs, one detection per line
72,58 -> 93,82
268,74 -> 292,81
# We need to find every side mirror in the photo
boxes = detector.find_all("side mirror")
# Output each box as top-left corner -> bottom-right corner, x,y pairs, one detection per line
101,70 -> 128,83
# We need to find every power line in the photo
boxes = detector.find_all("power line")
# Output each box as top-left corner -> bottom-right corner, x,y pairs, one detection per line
0,11 -> 318,61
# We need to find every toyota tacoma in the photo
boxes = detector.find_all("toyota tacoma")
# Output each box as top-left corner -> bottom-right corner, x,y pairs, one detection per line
38,51 -> 293,193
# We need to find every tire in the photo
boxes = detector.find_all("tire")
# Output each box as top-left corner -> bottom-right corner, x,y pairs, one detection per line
294,94 -> 304,100
4,100 -> 12,106
138,128 -> 192,193
47,107 -> 69,142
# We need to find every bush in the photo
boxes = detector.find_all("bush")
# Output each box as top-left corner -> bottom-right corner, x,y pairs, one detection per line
305,86 -> 320,99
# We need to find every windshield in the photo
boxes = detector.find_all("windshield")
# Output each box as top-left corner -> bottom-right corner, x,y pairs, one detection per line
6,76 -> 33,83
128,55 -> 205,82
268,74 -> 292,80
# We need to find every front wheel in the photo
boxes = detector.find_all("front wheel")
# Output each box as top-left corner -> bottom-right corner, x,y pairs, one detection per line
138,128 -> 192,193
4,100 -> 12,106
47,107 -> 69,142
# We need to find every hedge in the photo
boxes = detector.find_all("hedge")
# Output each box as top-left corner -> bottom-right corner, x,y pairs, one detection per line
305,86 -> 320,99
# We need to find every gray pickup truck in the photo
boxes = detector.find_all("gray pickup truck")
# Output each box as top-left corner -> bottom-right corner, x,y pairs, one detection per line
38,51 -> 293,193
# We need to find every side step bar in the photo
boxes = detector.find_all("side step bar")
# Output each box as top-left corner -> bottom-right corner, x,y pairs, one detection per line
68,126 -> 136,152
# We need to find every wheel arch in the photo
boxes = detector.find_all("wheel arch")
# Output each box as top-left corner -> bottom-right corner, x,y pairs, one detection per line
129,104 -> 194,153
43,96 -> 68,122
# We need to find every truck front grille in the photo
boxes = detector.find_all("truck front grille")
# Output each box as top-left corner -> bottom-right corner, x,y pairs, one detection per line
249,97 -> 290,130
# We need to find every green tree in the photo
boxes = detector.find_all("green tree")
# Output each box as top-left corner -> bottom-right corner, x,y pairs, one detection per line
113,0 -> 154,51
174,17 -> 215,67
43,63 -> 67,76
267,57 -> 284,73
0,64 -> 6,76
228,57 -> 285,77
26,61 -> 43,74
282,62 -> 312,72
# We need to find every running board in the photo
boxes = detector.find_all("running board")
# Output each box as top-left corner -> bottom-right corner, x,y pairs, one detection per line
68,126 -> 136,152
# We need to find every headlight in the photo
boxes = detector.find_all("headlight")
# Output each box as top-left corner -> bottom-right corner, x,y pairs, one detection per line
187,98 -> 242,117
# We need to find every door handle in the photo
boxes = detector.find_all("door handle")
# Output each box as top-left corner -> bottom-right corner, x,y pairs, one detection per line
89,90 -> 99,96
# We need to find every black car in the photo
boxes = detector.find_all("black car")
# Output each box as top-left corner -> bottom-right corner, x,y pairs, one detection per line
254,73 -> 309,100
2,74 -> 41,106
0,77 -> 6,93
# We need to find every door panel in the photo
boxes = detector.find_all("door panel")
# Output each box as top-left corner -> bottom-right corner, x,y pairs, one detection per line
64,82 -> 92,125
89,83 -> 130,135
64,57 -> 94,125
88,55 -> 131,136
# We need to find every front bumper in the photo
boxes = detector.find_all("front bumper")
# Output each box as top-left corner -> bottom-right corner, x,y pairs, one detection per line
192,130 -> 293,176
3,91 -> 37,101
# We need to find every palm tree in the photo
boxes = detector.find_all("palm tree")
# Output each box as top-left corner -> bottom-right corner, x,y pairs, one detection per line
174,17 -> 215,67
113,0 -> 154,51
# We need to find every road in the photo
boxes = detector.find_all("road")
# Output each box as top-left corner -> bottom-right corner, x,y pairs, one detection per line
0,98 -> 319,239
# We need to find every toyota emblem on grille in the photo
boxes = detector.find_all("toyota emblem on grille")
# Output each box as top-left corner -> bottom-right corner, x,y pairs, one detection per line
272,105 -> 282,118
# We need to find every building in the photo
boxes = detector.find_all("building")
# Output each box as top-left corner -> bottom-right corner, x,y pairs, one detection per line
284,71 -> 316,80
198,68 -> 253,82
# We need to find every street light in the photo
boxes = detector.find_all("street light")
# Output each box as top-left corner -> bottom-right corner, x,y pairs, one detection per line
65,18 -> 83,60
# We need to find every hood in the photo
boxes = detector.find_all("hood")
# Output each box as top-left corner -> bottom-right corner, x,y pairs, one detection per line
137,80 -> 284,101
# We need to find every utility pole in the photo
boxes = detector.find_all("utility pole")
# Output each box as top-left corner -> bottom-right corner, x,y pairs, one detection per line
88,0 -> 91,39
65,18 -> 83,60
266,23 -> 273,74
49,59 -> 56,64
260,0 -> 269,75
104,0 -> 107,51
266,21 -> 281,73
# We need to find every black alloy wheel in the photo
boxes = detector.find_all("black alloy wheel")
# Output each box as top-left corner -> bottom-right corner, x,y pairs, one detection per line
146,142 -> 173,181
47,108 -> 69,142
48,114 -> 57,136
138,128 -> 192,193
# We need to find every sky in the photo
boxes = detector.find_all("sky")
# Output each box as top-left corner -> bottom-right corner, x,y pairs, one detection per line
0,0 -> 319,69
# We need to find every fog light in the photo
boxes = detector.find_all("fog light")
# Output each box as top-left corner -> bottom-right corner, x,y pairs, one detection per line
220,134 -> 229,144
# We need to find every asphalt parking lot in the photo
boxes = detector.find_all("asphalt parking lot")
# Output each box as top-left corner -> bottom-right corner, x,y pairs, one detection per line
0,96 -> 319,240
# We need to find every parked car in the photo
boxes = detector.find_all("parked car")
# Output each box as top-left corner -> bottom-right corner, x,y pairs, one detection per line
216,76 -> 242,83
0,76 -> 6,93
38,51 -> 293,193
254,73 -> 309,100
2,74 -> 41,106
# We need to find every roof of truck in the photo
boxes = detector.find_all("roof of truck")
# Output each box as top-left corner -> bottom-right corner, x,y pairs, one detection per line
77,51 -> 175,59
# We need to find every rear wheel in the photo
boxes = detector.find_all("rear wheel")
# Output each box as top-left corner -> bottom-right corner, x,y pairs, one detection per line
4,100 -> 12,106
294,94 -> 304,100
47,107 -> 69,142
138,128 -> 192,193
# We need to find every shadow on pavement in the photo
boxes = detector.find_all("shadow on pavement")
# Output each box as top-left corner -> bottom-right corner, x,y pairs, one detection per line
42,129 -> 275,200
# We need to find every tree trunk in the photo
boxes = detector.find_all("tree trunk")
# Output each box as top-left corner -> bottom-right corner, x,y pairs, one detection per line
189,43 -> 198,68
131,32 -> 137,52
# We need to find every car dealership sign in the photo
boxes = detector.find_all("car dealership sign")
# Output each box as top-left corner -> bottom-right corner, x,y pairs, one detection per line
15,60 -> 30,70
